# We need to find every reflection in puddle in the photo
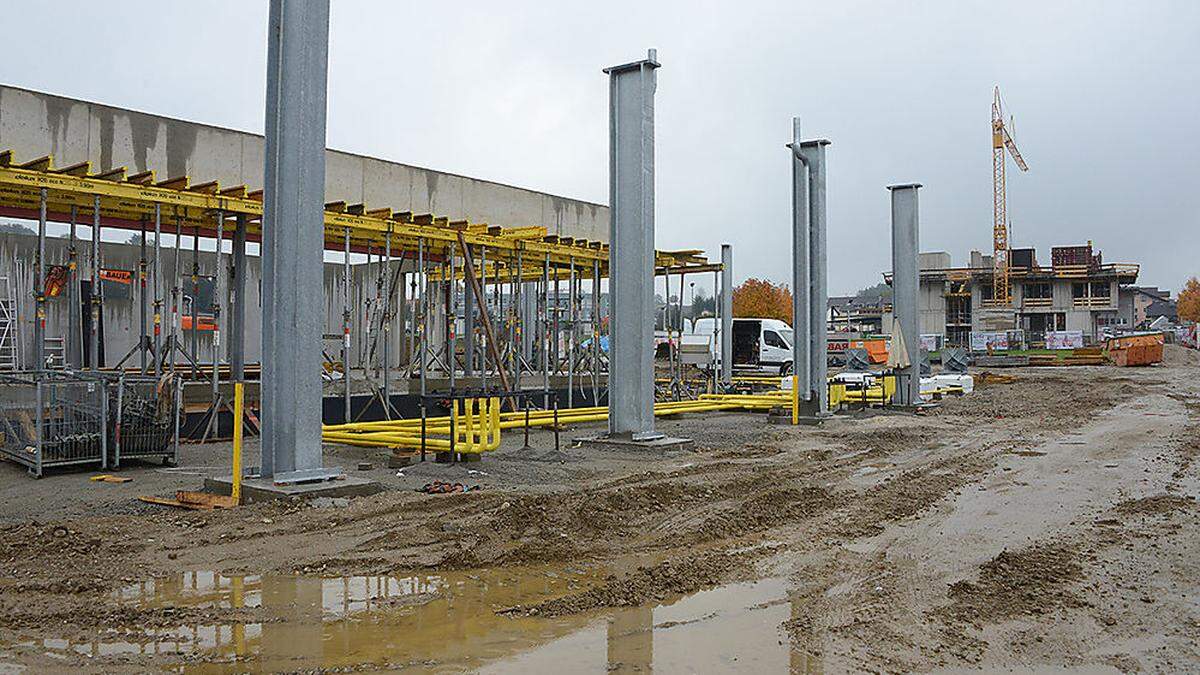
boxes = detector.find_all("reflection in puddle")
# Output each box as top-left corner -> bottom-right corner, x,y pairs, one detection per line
13,568 -> 823,673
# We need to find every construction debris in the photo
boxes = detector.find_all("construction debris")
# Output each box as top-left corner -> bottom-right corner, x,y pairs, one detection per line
138,490 -> 237,510
90,474 -> 132,484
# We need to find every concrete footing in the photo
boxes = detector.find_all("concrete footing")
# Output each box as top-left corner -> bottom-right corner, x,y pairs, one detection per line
388,453 -> 414,469
203,475 -> 382,503
575,434 -> 695,455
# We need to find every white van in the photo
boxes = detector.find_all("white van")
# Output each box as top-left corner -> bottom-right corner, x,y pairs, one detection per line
691,317 -> 795,375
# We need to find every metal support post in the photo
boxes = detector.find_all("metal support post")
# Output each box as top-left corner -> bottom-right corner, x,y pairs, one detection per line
552,268 -> 560,375
604,49 -> 661,440
889,183 -> 922,406
230,213 -> 247,383
592,259 -> 601,404
382,227 -> 392,417
89,195 -> 101,370
153,204 -> 163,379
260,0 -> 338,482
567,257 -> 575,408
448,242 -> 457,391
201,210 -> 226,442
418,238 -> 427,397
342,228 -> 352,421
211,211 -> 224,406
479,245 -> 487,389
34,188 -> 46,371
710,268 -> 718,392
67,205 -> 81,369
719,244 -> 733,387
191,226 -> 200,380
139,217 -> 148,374
464,244 -> 475,378
170,213 -> 183,375
513,248 -> 525,387
542,254 -> 550,407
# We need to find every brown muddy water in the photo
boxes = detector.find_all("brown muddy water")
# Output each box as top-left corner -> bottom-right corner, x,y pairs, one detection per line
5,566 -> 822,673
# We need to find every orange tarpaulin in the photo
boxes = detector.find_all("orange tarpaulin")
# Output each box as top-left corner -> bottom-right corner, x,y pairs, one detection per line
850,338 -> 889,364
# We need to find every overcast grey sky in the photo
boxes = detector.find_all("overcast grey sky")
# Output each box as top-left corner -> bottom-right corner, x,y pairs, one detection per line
3,1 -> 1196,295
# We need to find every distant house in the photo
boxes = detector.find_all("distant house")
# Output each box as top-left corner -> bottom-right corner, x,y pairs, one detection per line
828,294 -> 888,334
1131,287 -> 1176,327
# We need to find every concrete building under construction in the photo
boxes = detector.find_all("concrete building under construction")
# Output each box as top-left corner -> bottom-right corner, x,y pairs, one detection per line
886,244 -> 1140,345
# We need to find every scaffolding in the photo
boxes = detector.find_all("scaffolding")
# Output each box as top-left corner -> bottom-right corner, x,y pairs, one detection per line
0,150 -> 724,444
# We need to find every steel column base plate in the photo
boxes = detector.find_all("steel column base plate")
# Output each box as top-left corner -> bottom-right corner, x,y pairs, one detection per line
574,433 -> 695,455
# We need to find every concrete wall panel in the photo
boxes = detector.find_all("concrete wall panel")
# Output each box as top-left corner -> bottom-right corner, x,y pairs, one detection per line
360,157 -> 412,211
1,85 -> 609,240
324,152 -> 365,205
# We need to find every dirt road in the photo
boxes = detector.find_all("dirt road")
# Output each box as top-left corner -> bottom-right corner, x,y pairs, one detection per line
1,346 -> 1197,672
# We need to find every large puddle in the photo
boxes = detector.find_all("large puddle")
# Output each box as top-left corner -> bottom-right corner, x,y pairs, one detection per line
8,566 -> 823,673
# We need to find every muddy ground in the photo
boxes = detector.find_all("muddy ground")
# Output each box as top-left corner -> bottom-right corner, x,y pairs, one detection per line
1,346 -> 1199,672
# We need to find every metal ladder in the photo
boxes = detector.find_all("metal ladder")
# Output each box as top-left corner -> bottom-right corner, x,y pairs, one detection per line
0,276 -> 19,370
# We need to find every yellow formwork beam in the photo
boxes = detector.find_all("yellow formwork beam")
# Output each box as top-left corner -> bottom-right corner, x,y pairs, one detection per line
0,155 -> 720,274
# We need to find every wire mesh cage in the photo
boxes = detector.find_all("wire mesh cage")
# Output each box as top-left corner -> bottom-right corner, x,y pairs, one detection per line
0,371 -> 108,477
107,374 -> 181,468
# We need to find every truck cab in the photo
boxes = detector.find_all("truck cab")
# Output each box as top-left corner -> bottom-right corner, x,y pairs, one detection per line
691,317 -> 795,375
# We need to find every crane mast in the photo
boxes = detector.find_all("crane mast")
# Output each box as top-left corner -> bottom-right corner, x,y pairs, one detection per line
991,86 -> 1028,305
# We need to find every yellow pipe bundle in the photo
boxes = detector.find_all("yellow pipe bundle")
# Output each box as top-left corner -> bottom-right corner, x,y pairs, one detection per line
321,392 -> 792,451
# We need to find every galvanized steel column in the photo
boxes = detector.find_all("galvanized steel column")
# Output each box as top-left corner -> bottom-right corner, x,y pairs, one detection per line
260,0 -> 336,481
889,183 -> 922,406
719,243 -> 733,386
787,121 -> 811,400
798,139 -> 830,413
604,49 -> 661,440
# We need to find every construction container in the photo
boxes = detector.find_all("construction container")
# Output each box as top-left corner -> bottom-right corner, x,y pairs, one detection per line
1051,244 -> 1102,270
1010,247 -> 1037,270
0,371 -> 107,477
1051,244 -> 1091,267
1105,333 -> 1164,367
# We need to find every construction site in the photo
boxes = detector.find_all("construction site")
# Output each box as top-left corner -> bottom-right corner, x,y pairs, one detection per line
1,4 -> 1198,673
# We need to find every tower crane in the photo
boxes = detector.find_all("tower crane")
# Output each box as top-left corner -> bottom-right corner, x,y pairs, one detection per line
991,86 -> 1029,305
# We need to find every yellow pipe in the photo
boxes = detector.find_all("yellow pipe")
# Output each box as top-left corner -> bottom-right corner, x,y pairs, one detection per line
321,393 -> 792,450
232,382 -> 243,505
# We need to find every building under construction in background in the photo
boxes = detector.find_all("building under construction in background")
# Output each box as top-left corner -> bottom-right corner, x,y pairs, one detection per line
884,243 -> 1140,347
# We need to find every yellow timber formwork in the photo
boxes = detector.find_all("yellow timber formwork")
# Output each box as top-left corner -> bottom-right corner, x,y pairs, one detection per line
0,151 -> 719,278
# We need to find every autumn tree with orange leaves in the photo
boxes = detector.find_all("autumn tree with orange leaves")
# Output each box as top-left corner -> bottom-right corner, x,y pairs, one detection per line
732,278 -> 793,323
1179,277 -> 1200,323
